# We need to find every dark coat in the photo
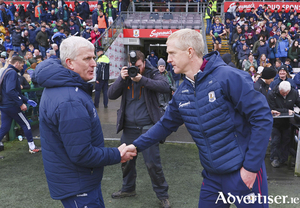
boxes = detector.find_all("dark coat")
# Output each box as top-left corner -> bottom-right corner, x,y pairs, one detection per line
0,66 -> 28,108
81,1 -> 90,20
254,78 -> 270,98
268,85 -> 300,129
28,28 -> 37,44
108,60 -> 170,133
36,30 -> 49,48
11,30 -> 22,46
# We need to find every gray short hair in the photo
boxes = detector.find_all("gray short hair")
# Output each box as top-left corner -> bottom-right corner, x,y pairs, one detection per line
279,81 -> 291,92
60,36 -> 94,67
166,29 -> 204,58
48,50 -> 56,56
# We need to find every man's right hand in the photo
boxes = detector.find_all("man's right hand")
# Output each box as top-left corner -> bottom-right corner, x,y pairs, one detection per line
118,143 -> 137,163
121,66 -> 129,80
289,110 -> 294,115
20,104 -> 27,111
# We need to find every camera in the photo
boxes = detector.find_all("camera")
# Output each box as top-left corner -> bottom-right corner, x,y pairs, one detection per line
127,50 -> 140,78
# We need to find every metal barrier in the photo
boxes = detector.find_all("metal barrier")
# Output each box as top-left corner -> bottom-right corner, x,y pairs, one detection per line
93,14 -> 124,51
8,87 -> 43,141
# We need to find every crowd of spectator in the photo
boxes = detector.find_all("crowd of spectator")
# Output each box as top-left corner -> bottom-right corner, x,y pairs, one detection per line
220,3 -> 300,169
0,0 -> 132,78
220,3 -> 300,83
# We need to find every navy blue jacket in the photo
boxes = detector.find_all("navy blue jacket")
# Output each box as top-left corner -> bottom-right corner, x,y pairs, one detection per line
92,9 -> 98,27
133,52 -> 273,174
81,1 -> 90,20
35,58 -> 121,200
0,65 -> 28,108
82,30 -> 91,40
11,30 -> 22,46
69,24 -> 80,36
270,77 -> 297,90
294,73 -> 300,89
28,28 -> 37,45
8,4 -> 16,15
255,43 -> 270,60
148,54 -> 158,68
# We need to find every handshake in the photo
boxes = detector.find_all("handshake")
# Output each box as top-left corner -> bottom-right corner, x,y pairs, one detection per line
118,144 -> 137,163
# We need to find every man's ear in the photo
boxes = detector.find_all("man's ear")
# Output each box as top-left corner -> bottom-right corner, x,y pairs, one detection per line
65,58 -> 74,71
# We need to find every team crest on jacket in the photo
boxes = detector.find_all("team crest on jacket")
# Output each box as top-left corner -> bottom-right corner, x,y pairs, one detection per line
208,91 -> 216,102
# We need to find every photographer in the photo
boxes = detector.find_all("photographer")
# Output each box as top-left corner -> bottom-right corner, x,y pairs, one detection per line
108,51 -> 171,208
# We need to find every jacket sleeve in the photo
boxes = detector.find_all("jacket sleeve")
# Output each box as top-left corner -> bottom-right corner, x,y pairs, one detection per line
56,101 -> 121,167
139,71 -> 170,93
267,46 -> 270,59
107,75 -> 127,100
275,41 -> 280,58
133,93 -> 184,151
294,73 -> 300,88
237,51 -> 243,61
219,69 -> 273,173
7,9 -> 14,21
5,72 -> 24,107
20,76 -> 30,89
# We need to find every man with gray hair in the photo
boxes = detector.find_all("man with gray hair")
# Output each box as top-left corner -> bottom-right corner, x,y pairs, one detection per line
126,29 -> 273,207
51,43 -> 59,57
35,36 -> 136,207
268,81 -> 300,168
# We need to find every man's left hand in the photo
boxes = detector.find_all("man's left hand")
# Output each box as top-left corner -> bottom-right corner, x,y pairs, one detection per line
131,73 -> 142,82
240,167 -> 256,190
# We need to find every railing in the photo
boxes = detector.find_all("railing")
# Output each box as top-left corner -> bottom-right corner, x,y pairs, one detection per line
131,1 -> 222,14
93,13 -> 124,51
123,12 -> 203,30
94,3 -> 208,56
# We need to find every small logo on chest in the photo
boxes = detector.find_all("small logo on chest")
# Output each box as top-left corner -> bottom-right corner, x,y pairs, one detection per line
208,91 -> 216,102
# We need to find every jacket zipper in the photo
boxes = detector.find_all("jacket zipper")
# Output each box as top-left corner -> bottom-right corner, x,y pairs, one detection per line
194,73 -> 216,172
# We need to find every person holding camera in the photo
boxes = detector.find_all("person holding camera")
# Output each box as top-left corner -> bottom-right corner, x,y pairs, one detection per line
108,51 -> 171,208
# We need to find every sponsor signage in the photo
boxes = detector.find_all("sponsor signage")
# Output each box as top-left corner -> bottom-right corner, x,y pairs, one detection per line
224,1 -> 300,13
124,29 -> 200,38
4,1 -> 98,12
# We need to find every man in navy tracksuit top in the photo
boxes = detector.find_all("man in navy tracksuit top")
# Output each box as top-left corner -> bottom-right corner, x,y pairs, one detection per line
35,36 -> 136,208
0,56 -> 41,154
127,29 -> 273,207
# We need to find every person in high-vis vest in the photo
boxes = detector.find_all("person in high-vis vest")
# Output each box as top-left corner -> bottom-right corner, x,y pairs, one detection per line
94,47 -> 110,108
34,1 -> 43,23
205,2 -> 213,35
112,0 -> 118,10
103,0 -> 108,14
97,10 -> 108,34
210,0 -> 217,17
